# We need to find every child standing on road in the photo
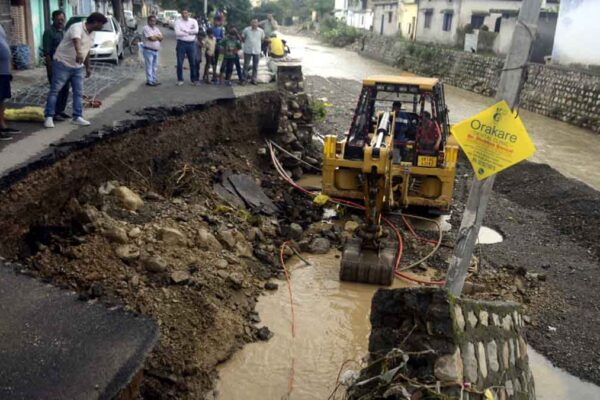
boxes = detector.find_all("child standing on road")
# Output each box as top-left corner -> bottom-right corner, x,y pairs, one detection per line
219,29 -> 241,86
203,28 -> 216,83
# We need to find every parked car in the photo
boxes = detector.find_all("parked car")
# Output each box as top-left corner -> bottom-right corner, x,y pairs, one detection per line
157,11 -> 166,25
65,16 -> 124,65
162,10 -> 178,28
123,10 -> 137,30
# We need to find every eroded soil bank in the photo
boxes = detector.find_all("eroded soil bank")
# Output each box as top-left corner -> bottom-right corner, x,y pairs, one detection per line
0,91 -> 305,398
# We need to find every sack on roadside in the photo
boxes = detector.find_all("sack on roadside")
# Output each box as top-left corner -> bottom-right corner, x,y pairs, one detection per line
4,106 -> 44,122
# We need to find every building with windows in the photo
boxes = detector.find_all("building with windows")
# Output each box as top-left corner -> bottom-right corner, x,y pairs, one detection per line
334,0 -> 374,30
415,0 -> 558,60
371,0 -> 416,37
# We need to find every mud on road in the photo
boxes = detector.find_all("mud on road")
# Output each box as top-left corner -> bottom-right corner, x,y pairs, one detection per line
306,74 -> 600,386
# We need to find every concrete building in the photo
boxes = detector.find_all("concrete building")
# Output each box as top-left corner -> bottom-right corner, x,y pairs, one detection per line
415,0 -> 558,58
398,0 -> 416,39
334,0 -> 373,30
552,0 -> 600,66
372,0 -> 397,35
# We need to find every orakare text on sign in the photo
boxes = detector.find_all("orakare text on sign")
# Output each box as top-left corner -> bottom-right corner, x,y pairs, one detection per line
451,100 -> 536,180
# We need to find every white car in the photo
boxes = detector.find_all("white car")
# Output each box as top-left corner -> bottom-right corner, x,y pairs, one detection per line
66,16 -> 124,64
123,10 -> 137,30
165,11 -> 180,29
89,16 -> 124,64
157,11 -> 166,25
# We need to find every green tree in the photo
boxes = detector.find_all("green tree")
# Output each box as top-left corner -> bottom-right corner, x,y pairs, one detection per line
309,0 -> 333,19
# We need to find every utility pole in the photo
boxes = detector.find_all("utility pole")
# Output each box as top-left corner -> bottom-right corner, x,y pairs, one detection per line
444,0 -> 543,296
204,0 -> 207,18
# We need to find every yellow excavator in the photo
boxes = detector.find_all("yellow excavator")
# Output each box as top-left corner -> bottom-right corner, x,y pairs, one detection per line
321,75 -> 458,285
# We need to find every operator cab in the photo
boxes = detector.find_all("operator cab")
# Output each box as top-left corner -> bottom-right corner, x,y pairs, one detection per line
344,75 -> 450,168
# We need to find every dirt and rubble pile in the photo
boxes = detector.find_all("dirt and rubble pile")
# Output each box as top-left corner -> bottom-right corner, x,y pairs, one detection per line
270,65 -> 323,180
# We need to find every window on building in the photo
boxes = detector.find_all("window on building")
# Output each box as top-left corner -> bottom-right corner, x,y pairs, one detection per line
442,13 -> 453,31
494,17 -> 502,32
388,12 -> 392,24
424,11 -> 432,29
470,15 -> 485,29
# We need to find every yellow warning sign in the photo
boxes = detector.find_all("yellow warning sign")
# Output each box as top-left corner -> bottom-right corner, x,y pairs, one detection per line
451,100 -> 536,180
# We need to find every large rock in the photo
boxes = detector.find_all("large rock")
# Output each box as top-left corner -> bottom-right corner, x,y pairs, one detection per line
159,227 -> 187,246
142,256 -> 168,273
75,205 -> 103,228
114,186 -> 144,211
197,228 -> 223,251
217,229 -> 237,249
309,237 -> 331,254
170,270 -> 191,284
344,220 -> 360,233
115,245 -> 140,262
434,348 -> 463,383
103,226 -> 129,244
128,227 -> 142,239
288,223 -> 304,240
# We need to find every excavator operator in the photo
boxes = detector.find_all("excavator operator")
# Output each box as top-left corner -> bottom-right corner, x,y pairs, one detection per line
417,111 -> 442,152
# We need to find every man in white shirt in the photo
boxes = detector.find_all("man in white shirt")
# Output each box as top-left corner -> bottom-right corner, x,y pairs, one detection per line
142,15 -> 163,86
44,12 -> 107,128
242,19 -> 264,85
174,10 -> 199,85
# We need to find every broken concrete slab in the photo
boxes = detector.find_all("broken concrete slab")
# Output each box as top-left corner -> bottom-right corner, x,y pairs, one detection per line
0,264 -> 158,400
227,174 -> 278,215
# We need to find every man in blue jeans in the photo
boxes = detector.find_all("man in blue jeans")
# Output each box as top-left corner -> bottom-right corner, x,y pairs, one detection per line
174,10 -> 199,85
44,12 -> 107,128
42,10 -> 70,122
142,15 -> 163,86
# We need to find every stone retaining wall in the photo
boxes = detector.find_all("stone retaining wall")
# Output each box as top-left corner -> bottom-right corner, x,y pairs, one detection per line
348,287 -> 534,400
353,33 -> 600,133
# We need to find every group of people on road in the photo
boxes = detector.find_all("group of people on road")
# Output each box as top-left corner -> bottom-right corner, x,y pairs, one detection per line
142,11 -> 281,87
0,10 -> 108,139
0,9 -> 284,140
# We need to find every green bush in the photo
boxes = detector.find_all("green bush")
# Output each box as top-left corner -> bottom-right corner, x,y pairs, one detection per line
319,17 -> 360,47
310,99 -> 329,121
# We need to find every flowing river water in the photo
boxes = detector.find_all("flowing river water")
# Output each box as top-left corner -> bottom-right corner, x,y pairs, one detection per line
216,251 -> 600,400
216,35 -> 600,399
282,33 -> 600,192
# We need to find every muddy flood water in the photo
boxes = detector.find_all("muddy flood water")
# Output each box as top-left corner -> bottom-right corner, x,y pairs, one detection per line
216,251 -> 600,400
284,33 -> 600,192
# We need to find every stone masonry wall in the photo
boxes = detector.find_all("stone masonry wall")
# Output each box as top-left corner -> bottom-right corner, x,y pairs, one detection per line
272,64 -> 322,179
348,287 -> 534,400
353,33 -> 600,133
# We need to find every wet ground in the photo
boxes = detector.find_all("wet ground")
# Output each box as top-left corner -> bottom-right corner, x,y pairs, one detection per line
217,251 -> 600,400
284,33 -> 600,191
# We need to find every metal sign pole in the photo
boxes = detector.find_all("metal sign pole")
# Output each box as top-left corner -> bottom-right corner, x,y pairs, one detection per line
444,0 -> 543,297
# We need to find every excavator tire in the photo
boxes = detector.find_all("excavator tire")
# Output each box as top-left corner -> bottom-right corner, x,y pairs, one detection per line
340,238 -> 396,286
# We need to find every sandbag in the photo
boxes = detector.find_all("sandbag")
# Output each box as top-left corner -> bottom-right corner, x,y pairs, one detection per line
4,106 -> 44,122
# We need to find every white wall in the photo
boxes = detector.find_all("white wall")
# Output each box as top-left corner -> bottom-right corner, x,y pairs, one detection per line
347,9 -> 373,30
415,0 -> 520,46
398,2 -> 417,39
415,0 -> 458,45
552,0 -> 600,66
373,2 -> 398,36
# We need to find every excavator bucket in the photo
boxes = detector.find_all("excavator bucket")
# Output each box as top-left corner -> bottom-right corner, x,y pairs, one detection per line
340,238 -> 397,286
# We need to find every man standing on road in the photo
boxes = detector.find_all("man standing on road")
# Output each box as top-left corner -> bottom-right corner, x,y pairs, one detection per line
211,16 -> 225,83
242,19 -> 264,85
260,13 -> 279,36
174,10 -> 199,86
142,15 -> 162,86
259,13 -> 278,55
44,12 -> 108,129
0,23 -> 21,140
42,10 -> 70,122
